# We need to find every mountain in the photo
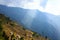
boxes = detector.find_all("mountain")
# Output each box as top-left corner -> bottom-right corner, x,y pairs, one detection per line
0,14 -> 50,40
0,5 -> 60,40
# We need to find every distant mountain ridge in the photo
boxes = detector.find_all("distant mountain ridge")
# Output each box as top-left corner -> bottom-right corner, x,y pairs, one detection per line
0,5 -> 60,40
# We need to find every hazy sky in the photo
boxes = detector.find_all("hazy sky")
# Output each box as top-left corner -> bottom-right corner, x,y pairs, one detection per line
0,0 -> 60,15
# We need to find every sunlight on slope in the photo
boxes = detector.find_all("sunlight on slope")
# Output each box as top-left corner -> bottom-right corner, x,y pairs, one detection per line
21,10 -> 36,28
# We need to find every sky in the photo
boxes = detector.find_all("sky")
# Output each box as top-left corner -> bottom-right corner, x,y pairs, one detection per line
0,0 -> 60,15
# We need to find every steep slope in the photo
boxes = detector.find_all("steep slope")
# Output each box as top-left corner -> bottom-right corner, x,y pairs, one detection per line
0,14 -> 50,40
0,5 -> 60,40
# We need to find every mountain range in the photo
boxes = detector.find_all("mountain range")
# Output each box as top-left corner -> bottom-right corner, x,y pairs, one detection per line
0,5 -> 60,40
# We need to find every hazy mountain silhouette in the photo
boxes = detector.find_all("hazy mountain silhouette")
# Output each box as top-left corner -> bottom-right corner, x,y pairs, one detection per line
0,5 -> 60,40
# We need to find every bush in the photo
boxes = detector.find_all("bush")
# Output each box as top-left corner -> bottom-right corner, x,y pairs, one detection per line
20,37 -> 24,40
32,32 -> 39,37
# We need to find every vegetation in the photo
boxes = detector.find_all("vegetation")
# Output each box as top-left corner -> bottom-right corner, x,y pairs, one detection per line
11,34 -> 15,40
0,21 -> 2,31
32,32 -> 39,37
10,23 -> 15,26
22,27 -> 26,30
20,37 -> 24,40
0,14 -> 50,40
0,21 -> 4,40
0,14 -> 9,40
2,31 -> 9,40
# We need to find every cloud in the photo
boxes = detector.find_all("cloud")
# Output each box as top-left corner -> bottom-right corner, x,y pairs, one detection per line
0,0 -> 46,8
0,0 -> 60,15
40,0 -> 48,8
44,0 -> 60,15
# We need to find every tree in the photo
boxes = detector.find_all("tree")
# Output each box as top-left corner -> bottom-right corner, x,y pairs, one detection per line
2,31 -> 8,40
32,32 -> 39,37
22,27 -> 26,30
0,21 -> 2,32
20,37 -> 24,40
